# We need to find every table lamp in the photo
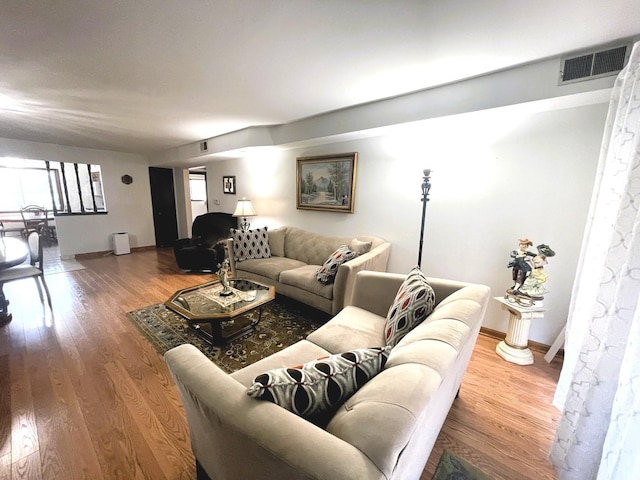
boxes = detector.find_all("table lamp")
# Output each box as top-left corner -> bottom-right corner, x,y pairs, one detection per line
233,198 -> 257,231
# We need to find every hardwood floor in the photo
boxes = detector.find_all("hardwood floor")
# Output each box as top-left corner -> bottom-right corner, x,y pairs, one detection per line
0,247 -> 562,479
422,336 -> 562,480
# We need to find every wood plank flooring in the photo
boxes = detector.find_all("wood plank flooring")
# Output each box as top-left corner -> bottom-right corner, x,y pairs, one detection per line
0,247 -> 562,479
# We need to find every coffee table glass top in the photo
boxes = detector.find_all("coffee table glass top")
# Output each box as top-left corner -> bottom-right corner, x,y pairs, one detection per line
165,278 -> 275,321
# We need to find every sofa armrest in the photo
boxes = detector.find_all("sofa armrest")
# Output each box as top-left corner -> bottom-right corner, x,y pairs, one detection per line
164,344 -> 383,480
332,242 -> 391,314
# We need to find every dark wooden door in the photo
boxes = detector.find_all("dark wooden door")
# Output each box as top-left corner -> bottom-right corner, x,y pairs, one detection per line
148,167 -> 179,247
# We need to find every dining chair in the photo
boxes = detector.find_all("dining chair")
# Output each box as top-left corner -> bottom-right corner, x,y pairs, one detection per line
20,205 -> 50,244
0,232 -> 52,310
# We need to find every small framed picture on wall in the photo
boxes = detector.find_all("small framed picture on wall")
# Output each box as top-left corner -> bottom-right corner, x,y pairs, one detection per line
223,175 -> 236,194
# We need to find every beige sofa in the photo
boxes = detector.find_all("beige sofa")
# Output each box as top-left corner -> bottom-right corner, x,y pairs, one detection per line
224,226 -> 391,315
164,271 -> 491,480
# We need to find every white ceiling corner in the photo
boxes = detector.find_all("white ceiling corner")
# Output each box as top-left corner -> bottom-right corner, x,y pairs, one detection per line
0,0 -> 638,163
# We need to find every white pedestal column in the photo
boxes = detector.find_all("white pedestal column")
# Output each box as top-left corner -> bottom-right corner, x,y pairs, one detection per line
494,297 -> 545,366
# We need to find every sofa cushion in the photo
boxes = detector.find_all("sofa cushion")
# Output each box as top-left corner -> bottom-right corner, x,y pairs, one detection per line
306,305 -> 386,353
348,238 -> 372,255
232,227 -> 271,261
231,340 -> 332,387
246,347 -> 390,420
384,266 -> 436,347
283,227 -> 353,265
326,364 -> 442,477
235,257 -> 306,281
316,245 -> 357,284
280,265 -> 335,299
268,227 -> 287,257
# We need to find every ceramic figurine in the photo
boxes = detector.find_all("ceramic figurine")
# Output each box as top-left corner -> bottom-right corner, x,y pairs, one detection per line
217,258 -> 233,296
506,240 -> 555,307
508,238 -> 535,292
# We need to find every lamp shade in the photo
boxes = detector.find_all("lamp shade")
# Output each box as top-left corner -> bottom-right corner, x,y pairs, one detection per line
233,198 -> 256,217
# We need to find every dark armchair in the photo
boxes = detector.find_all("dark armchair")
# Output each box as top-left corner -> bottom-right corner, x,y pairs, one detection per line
174,212 -> 237,272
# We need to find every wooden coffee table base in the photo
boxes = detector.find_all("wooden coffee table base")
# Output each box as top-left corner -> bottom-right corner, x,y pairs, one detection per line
165,278 -> 276,346
189,306 -> 265,346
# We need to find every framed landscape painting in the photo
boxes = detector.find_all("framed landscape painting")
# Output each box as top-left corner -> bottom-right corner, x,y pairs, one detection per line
296,152 -> 358,213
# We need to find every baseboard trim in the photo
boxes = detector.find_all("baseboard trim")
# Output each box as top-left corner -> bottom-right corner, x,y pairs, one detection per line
480,326 -> 563,357
75,245 -> 157,260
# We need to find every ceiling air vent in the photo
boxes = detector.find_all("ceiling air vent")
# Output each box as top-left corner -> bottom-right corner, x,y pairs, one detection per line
560,45 -> 630,84
199,141 -> 208,153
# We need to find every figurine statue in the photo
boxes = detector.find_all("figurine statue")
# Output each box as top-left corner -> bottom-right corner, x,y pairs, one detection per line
508,238 -> 536,292
217,258 -> 233,296
506,240 -> 555,307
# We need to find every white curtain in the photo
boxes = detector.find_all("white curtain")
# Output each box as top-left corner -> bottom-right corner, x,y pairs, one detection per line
550,41 -> 640,479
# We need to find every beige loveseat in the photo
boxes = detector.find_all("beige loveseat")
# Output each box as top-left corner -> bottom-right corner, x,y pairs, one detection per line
164,271 -> 491,480
224,226 -> 391,315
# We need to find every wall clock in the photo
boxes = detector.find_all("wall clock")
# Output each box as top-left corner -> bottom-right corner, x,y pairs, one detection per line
121,174 -> 133,185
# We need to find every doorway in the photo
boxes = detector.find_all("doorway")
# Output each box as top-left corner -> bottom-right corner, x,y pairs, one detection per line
148,167 -> 179,247
189,170 -> 208,222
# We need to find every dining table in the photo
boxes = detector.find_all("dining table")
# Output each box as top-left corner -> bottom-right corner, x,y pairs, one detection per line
0,237 -> 29,324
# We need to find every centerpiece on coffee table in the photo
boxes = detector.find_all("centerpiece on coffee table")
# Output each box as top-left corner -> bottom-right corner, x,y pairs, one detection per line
165,278 -> 275,345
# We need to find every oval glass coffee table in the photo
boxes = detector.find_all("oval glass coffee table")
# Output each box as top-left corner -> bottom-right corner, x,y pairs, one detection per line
165,278 -> 275,345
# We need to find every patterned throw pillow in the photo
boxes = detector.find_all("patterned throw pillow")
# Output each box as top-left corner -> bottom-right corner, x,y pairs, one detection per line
246,347 -> 390,420
384,266 -> 436,347
232,227 -> 271,262
316,245 -> 358,284
348,238 -> 372,255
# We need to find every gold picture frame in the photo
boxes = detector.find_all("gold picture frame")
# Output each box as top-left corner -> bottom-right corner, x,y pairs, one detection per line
296,152 -> 357,213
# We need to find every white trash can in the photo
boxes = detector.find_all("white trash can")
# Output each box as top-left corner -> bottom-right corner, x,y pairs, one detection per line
113,232 -> 131,255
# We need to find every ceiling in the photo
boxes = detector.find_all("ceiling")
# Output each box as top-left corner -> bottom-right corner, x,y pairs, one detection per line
1,0 -> 638,157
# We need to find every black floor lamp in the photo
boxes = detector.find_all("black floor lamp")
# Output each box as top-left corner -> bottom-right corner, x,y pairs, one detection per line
417,169 -> 432,268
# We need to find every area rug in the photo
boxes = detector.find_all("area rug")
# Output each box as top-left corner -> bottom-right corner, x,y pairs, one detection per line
126,296 -> 331,373
432,450 -> 494,480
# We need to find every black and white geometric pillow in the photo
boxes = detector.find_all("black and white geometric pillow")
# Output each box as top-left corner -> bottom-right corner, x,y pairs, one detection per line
231,227 -> 271,262
316,245 -> 357,284
384,266 -> 436,347
246,346 -> 390,420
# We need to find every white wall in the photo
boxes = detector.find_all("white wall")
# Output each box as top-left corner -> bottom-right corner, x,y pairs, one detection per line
1,100 -> 606,346
174,168 -> 191,239
0,138 -> 156,256
205,103 -> 608,345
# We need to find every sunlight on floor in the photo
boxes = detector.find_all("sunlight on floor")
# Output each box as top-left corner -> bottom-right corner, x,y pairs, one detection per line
2,240 -> 85,329
43,244 -> 85,274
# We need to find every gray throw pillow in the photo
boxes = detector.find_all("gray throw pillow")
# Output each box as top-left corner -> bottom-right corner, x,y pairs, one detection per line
268,228 -> 286,257
348,238 -> 372,255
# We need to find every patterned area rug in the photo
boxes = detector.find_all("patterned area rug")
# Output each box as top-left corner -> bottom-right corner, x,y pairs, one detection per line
126,296 -> 330,373
432,450 -> 494,480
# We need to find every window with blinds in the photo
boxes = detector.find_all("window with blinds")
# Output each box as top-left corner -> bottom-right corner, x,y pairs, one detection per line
0,158 -> 107,215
